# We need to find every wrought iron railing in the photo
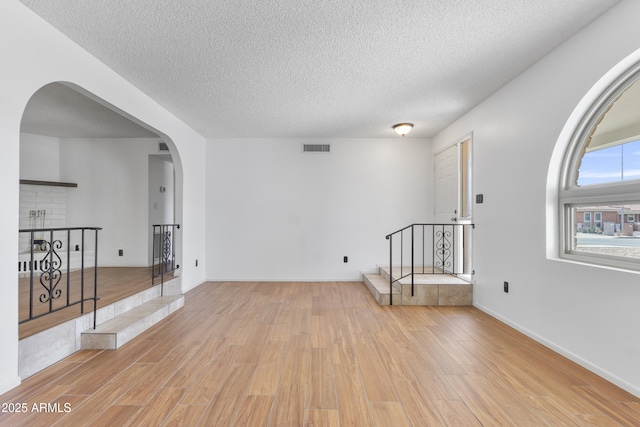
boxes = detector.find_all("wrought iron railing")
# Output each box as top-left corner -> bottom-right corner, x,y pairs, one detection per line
152,224 -> 180,295
18,227 -> 101,328
385,223 -> 474,305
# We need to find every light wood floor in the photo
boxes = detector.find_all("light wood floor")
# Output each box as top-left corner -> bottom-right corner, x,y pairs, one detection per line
19,267 -> 169,339
3,281 -> 639,426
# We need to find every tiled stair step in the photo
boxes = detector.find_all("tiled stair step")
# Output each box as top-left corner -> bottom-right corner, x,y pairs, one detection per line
363,273 -> 400,305
81,295 -> 184,349
363,268 -> 473,306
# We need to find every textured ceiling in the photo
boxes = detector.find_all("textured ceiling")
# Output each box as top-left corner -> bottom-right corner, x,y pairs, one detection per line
19,0 -> 619,139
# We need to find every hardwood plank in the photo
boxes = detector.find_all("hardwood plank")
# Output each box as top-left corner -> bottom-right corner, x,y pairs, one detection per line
270,309 -> 294,341
393,379 -> 448,426
311,314 -> 332,349
163,342 -> 217,389
352,337 -> 398,402
178,344 -> 242,406
64,339 -> 158,395
280,334 -> 310,386
235,324 -> 271,363
234,395 -> 274,426
246,341 -> 287,396
305,409 -> 340,427
444,374 -> 519,426
331,321 -> 358,368
270,384 -> 305,426
115,344 -> 201,405
370,401 -> 410,427
290,305 -> 312,336
432,399 -> 483,426
460,361 -> 554,424
334,364 -> 375,426
520,395 -> 591,426
408,328 -> 468,376
88,405 -> 141,427
626,401 -> 640,415
306,348 -> 337,409
371,331 -> 419,383
160,404 -> 207,427
572,385 -> 640,426
125,387 -> 184,426
210,362 -> 256,402
411,371 -> 462,402
198,398 -> 239,426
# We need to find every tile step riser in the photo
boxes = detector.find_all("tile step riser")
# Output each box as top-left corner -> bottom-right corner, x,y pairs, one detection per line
364,271 -> 472,306
81,295 -> 184,350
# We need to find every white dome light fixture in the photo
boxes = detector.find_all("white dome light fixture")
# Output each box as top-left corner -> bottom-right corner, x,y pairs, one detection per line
393,123 -> 413,137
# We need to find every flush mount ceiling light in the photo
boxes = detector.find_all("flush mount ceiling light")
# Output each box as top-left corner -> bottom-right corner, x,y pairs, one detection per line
393,123 -> 413,137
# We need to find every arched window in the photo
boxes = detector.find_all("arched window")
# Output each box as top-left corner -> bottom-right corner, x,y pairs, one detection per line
559,61 -> 640,271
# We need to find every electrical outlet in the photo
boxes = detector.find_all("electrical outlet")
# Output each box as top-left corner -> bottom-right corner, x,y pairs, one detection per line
195,259 -> 198,267
343,256 -> 348,263
504,281 -> 509,293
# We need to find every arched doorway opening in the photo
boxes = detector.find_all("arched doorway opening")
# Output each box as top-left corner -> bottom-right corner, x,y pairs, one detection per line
17,82 -> 183,376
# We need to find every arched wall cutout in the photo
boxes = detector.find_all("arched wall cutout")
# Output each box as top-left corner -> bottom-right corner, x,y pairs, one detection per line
19,80 -> 184,271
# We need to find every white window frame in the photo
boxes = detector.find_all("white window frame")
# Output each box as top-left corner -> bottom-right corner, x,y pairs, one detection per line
628,214 -> 635,223
559,60 -> 640,271
583,212 -> 592,225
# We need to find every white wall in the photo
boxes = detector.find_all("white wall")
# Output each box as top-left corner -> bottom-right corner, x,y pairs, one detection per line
149,155 -> 174,227
60,138 -> 161,266
433,0 -> 640,396
0,0 -> 207,394
19,133 -> 60,181
19,134 -> 66,253
206,138 -> 431,281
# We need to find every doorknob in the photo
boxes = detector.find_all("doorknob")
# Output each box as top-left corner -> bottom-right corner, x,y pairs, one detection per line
451,217 -> 458,222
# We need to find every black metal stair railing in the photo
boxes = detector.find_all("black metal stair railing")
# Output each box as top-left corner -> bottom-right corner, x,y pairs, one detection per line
18,227 -> 102,329
151,224 -> 180,296
385,223 -> 474,305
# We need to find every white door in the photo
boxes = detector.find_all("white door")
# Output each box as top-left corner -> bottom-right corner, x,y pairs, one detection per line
434,144 -> 459,224
433,140 -> 473,275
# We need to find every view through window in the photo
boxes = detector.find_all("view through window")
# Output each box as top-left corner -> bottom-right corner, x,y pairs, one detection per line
577,139 -> 640,186
570,204 -> 640,259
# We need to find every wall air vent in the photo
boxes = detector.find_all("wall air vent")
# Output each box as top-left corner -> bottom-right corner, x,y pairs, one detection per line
158,142 -> 169,151
302,144 -> 330,153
